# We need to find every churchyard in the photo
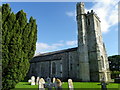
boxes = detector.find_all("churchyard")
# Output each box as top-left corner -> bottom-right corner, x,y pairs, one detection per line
11,82 -> 119,89
11,76 -> 120,90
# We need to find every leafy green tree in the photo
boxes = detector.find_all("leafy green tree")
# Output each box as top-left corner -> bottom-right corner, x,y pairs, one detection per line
108,55 -> 120,71
2,4 -> 37,90
108,55 -> 120,78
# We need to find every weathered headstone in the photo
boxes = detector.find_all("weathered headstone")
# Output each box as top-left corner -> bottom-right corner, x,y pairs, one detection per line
28,79 -> 32,83
40,78 -> 45,84
53,78 -> 56,83
38,78 -> 45,90
31,76 -> 35,85
44,77 -> 55,90
54,78 -> 62,90
36,77 -> 40,85
101,77 -> 108,90
68,79 -> 74,90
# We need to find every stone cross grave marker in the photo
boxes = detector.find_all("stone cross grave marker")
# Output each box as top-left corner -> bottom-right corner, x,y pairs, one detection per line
31,76 -> 35,85
68,79 -> 74,90
36,77 -> 39,85
44,77 -> 56,90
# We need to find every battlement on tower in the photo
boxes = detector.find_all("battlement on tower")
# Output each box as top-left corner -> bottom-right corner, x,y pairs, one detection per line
76,2 -> 101,22
86,10 -> 101,22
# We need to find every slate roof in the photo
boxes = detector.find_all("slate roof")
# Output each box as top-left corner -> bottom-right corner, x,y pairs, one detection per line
30,47 -> 77,63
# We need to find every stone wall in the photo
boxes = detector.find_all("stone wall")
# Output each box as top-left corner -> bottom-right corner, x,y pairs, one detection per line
28,2 -> 111,82
86,11 -> 111,82
28,47 -> 78,81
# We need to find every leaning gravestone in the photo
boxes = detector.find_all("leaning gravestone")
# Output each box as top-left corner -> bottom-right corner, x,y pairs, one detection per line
40,78 -> 45,85
68,79 -> 74,90
38,78 -> 45,90
31,76 -> 35,85
54,78 -> 62,90
36,77 -> 40,85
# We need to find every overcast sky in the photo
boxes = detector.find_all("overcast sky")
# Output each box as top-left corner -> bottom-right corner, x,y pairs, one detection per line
3,0 -> 119,56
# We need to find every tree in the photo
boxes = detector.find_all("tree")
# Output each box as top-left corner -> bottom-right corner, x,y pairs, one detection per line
2,4 -> 37,90
108,55 -> 120,78
108,55 -> 120,71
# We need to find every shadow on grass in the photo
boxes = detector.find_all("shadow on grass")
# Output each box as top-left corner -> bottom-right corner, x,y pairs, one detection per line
23,83 -> 30,85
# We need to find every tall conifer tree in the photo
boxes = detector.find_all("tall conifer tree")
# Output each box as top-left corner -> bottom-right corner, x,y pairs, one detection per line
2,4 -> 37,90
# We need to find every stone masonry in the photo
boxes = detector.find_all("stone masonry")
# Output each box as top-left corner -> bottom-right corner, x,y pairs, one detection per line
28,2 -> 111,82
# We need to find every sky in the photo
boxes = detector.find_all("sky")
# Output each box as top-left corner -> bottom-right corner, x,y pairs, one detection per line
2,0 -> 119,56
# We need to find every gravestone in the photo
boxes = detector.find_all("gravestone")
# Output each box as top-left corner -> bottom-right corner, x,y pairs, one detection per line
44,77 -> 55,90
101,77 -> 108,90
28,79 -> 32,83
38,78 -> 45,90
55,78 -> 62,89
40,78 -> 45,84
36,77 -> 40,85
68,79 -> 74,90
31,76 -> 35,85
53,78 -> 62,90
53,78 -> 56,83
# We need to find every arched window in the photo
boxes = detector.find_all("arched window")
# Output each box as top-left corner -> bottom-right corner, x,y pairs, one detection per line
88,19 -> 90,25
101,56 -> 105,69
52,62 -> 56,75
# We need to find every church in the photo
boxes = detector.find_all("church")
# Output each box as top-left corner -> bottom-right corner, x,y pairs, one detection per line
28,2 -> 111,82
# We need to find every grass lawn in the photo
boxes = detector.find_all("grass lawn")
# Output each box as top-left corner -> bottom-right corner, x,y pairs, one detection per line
11,82 -> 120,90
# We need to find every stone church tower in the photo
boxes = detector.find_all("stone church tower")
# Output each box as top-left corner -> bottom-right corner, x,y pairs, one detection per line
28,2 -> 111,82
77,2 -> 111,82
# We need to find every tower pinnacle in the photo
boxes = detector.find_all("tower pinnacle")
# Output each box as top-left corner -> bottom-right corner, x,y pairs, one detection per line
77,2 -> 85,15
